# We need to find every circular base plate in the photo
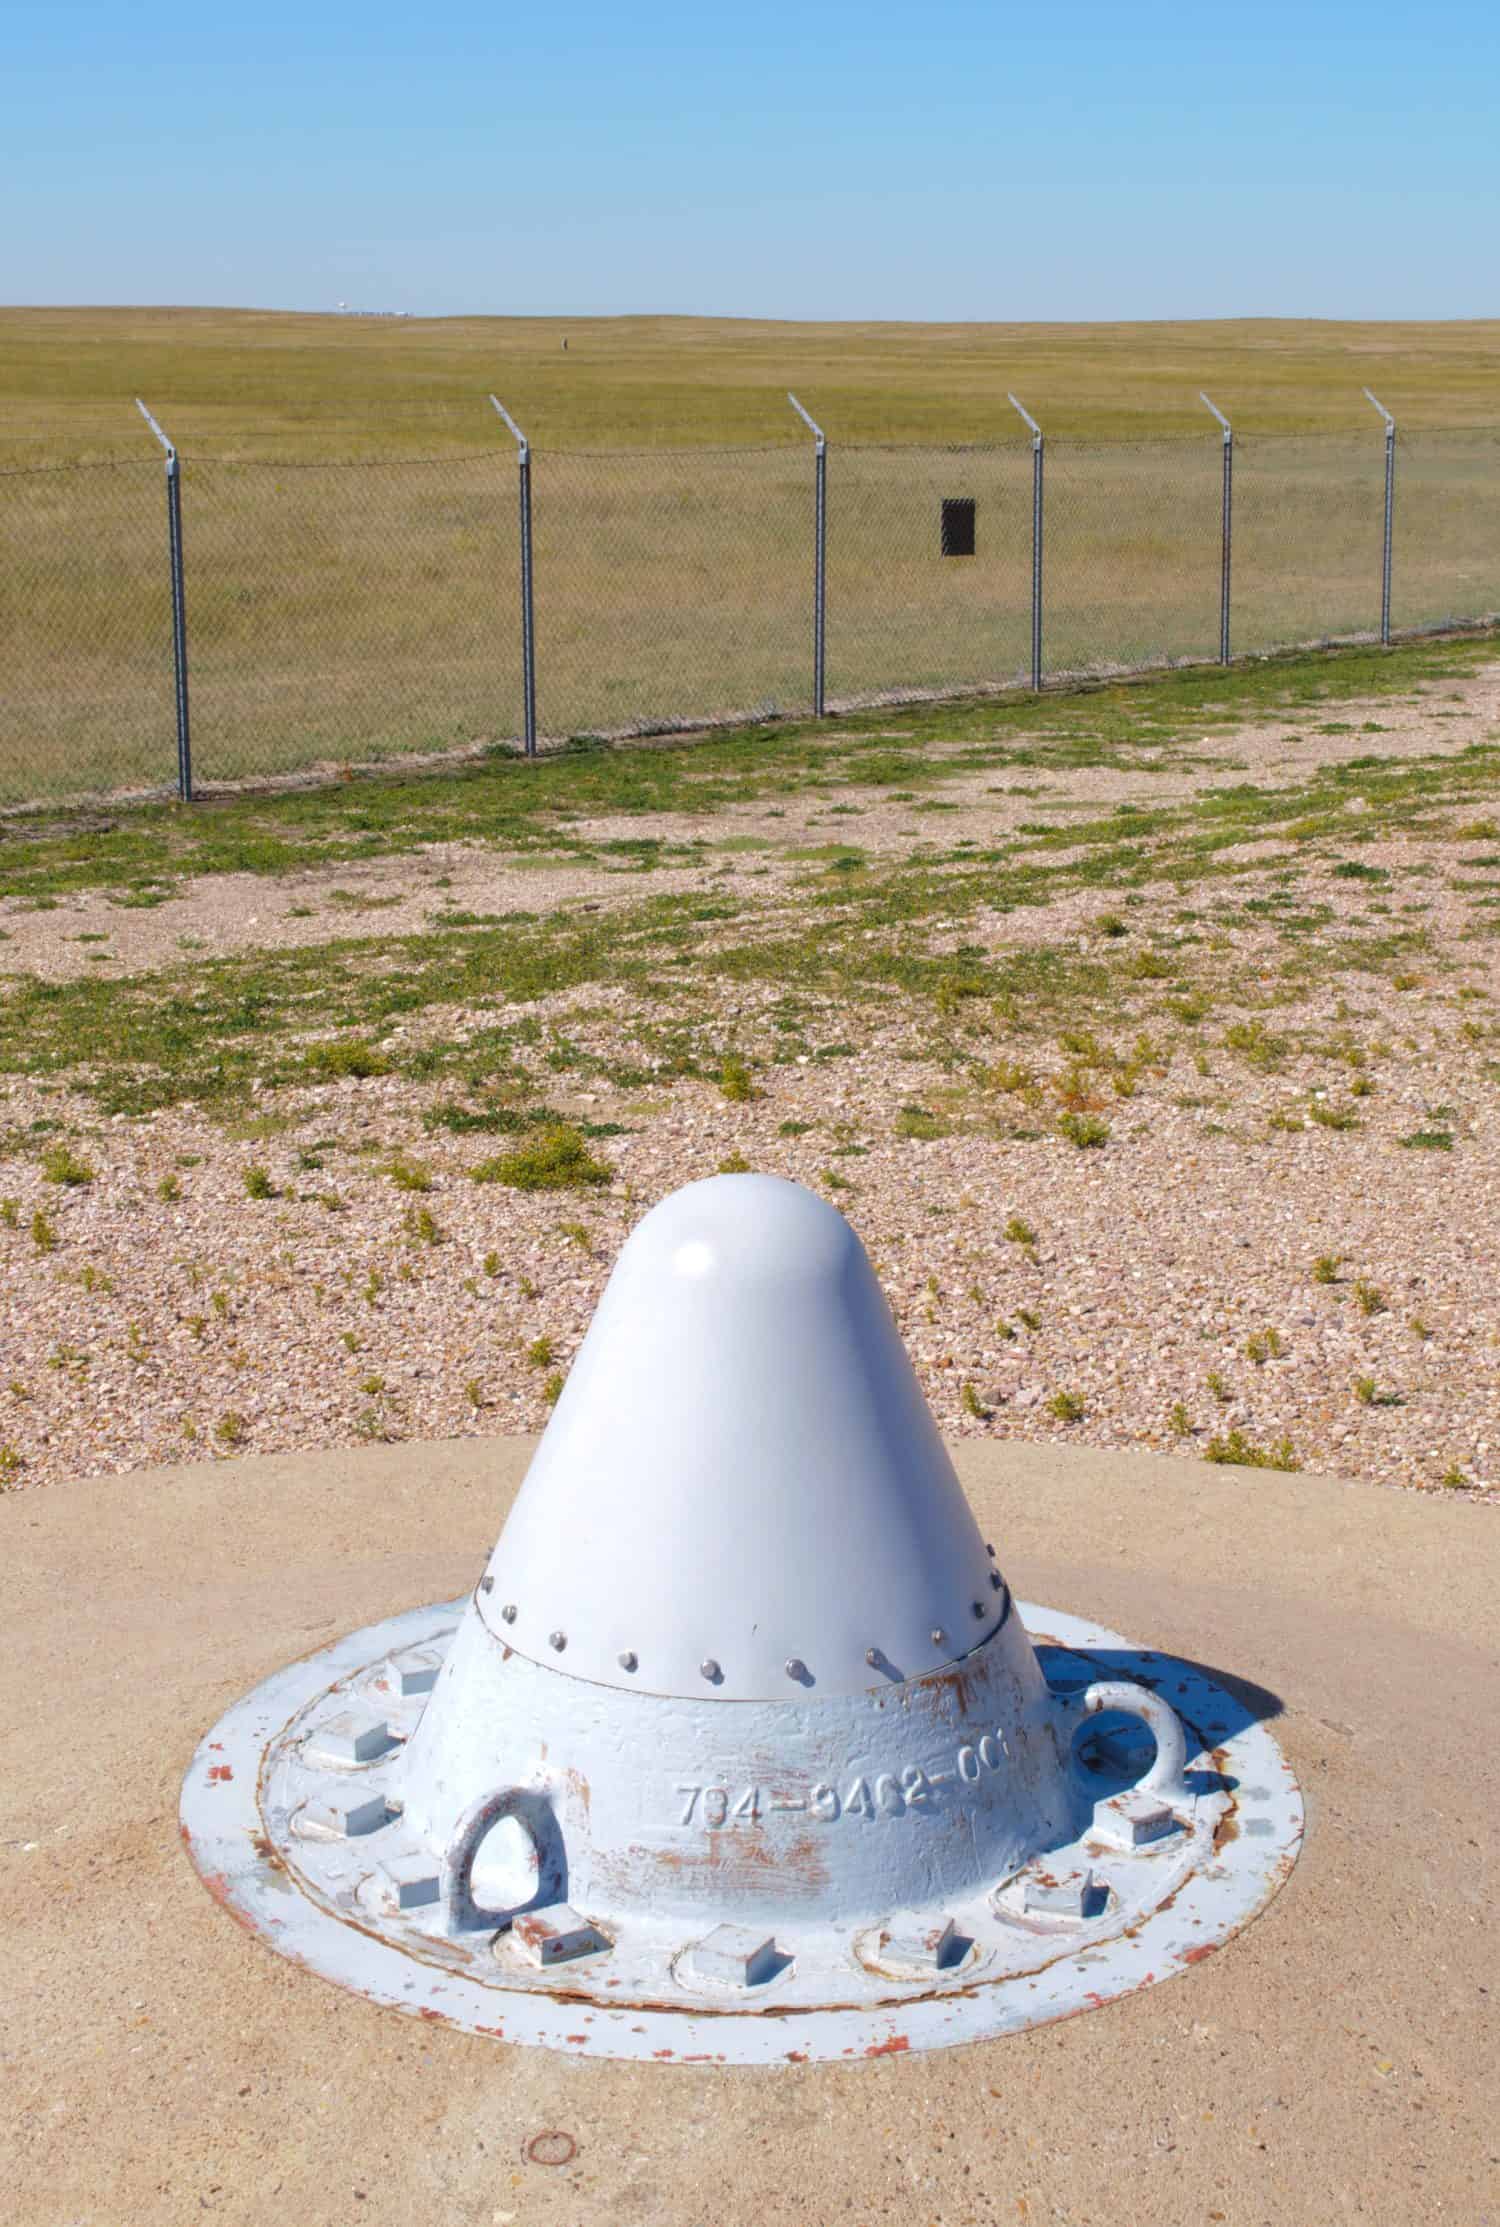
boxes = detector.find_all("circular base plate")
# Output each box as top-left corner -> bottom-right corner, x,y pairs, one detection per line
181,1599 -> 1302,2064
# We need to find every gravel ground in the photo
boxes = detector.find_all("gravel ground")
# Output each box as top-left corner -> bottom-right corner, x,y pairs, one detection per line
1,675 -> 1491,985
1,663 -> 1497,1503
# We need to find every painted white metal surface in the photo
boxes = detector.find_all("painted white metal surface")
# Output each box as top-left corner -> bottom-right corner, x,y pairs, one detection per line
181,1595 -> 1303,2064
179,1177 -> 1303,2063
479,1175 -> 999,1700
397,1582 -> 1077,1923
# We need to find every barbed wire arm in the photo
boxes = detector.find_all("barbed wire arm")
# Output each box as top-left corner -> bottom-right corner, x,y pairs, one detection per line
487,396 -> 536,751
1008,396 -> 1044,690
787,395 -> 828,714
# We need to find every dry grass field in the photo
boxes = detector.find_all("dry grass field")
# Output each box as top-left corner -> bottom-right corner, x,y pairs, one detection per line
6,307 -> 1500,459
4,311 -> 1500,806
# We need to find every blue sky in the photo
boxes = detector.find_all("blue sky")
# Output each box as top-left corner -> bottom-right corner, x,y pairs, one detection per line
5,1 -> 1497,319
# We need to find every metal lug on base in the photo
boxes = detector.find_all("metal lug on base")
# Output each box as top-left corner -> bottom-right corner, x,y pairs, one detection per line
1092,1788 -> 1184,1850
365,1853 -> 441,1914
294,1791 -> 392,1840
869,1910 -> 962,1976
679,1923 -> 784,1990
1009,1864 -> 1106,1922
511,1904 -> 610,1968
304,1711 -> 397,1767
387,1647 -> 443,1698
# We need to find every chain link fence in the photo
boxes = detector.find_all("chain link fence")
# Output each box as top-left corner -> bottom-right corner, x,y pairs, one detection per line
1231,435 -> 1390,655
1044,438 -> 1222,676
183,452 -> 520,787
1,458 -> 172,803
3,418 -> 1499,810
533,446 -> 809,738
827,443 -> 1034,703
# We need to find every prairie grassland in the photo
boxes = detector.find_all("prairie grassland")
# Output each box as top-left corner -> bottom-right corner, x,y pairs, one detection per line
3,310 -> 1499,806
5,307 -> 1500,459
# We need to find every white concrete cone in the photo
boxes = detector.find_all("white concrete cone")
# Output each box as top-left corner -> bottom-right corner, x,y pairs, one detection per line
396,1176 -> 1088,1929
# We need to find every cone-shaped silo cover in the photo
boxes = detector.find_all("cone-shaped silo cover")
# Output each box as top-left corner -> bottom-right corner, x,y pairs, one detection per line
182,1170 -> 1305,2061
478,1174 -> 1001,1699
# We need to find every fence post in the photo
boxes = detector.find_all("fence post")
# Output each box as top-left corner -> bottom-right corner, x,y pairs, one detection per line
787,394 -> 827,715
1200,393 -> 1233,665
1008,395 -> 1044,690
1363,389 -> 1396,646
488,396 -> 537,754
134,398 -> 192,801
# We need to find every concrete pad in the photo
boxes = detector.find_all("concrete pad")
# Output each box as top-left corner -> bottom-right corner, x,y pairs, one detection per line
3,1439 -> 1497,2227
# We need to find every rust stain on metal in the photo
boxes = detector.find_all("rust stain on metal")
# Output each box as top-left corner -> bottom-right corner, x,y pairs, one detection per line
708,1826 -> 830,1895
208,1764 -> 234,1783
529,1982 -> 610,2009
864,2033 -> 910,2057
1180,1941 -> 1217,1965
179,1821 -> 260,1941
600,1823 -> 831,1901
1123,1872 -> 1187,1932
633,1842 -> 687,1871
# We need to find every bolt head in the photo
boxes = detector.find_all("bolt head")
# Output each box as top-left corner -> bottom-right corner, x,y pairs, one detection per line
785,1656 -> 807,1681
972,1601 -> 985,1619
480,1575 -> 495,1594
618,1650 -> 638,1673
1092,1789 -> 1182,1850
1019,1865 -> 1104,1922
549,1629 -> 567,1652
305,1712 -> 396,1768
388,1648 -> 441,1698
500,1602 -> 517,1624
369,1856 -> 440,1914
700,1657 -> 722,1682
296,1791 -> 391,1841
931,1628 -> 946,1647
872,1910 -> 962,1976
680,1923 -> 782,1990
512,1904 -> 609,1968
